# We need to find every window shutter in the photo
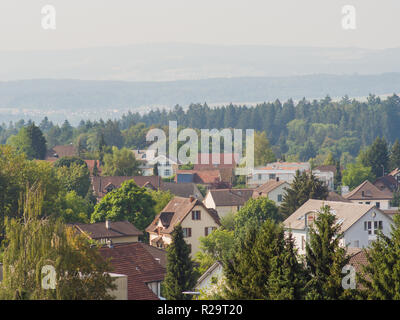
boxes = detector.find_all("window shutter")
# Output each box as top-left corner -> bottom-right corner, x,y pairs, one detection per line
189,228 -> 192,237
205,227 -> 208,236
192,211 -> 195,220
199,211 -> 201,220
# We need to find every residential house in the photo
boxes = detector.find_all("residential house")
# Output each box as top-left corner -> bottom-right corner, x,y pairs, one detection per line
73,220 -> 143,244
91,176 -> 162,201
247,162 -> 310,187
374,175 -> 399,193
99,242 -> 166,300
203,189 -> 254,218
252,178 -> 290,205
312,165 -> 336,191
146,196 -> 221,255
176,168 -> 233,188
343,180 -> 393,210
389,168 -> 400,184
148,154 -> 179,178
161,182 -> 204,200
195,261 -> 224,295
45,144 -> 78,160
283,199 -> 393,255
132,149 -> 157,176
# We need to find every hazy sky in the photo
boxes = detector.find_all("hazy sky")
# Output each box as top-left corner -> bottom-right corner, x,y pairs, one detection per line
0,0 -> 399,51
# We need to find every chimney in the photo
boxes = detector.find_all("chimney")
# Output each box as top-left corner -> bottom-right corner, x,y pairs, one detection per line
105,220 -> 110,229
189,195 -> 195,202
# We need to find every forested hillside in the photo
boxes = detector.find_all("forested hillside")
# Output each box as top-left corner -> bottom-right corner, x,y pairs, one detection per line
1,94 -> 400,165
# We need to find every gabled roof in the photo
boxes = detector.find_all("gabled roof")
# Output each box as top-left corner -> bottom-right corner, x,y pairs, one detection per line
195,261 -> 223,288
146,197 -> 220,234
74,221 -> 143,239
374,175 -> 398,192
283,199 -> 377,232
208,189 -> 254,206
99,242 -> 166,300
253,179 -> 288,198
344,180 -> 392,200
91,176 -> 162,199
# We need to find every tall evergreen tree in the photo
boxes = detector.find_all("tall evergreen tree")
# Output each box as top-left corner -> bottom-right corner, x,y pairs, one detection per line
305,205 -> 350,300
280,171 -> 328,217
224,219 -> 305,299
359,215 -> 400,299
389,139 -> 400,171
163,225 -> 197,300
334,159 -> 342,191
360,137 -> 389,178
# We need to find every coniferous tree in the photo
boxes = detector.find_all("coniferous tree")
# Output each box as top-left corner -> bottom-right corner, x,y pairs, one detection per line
280,171 -> 328,217
389,139 -> 400,171
360,137 -> 389,178
305,205 -> 350,300
163,225 -> 197,300
334,159 -> 342,191
224,219 -> 306,299
359,215 -> 400,299
268,232 -> 307,300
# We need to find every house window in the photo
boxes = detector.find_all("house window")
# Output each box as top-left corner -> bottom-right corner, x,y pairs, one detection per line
365,202 -> 371,205
192,211 -> 201,220
257,174 -> 262,180
269,174 -> 276,180
364,221 -> 372,235
205,227 -> 217,236
165,169 -> 171,176
277,194 -> 282,202
375,202 -> 380,208
182,228 -> 192,238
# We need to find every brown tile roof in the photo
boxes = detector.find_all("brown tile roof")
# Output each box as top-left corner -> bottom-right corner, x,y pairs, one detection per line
91,176 -> 162,199
74,221 -> 143,240
176,169 -> 221,184
348,249 -> 368,275
283,199 -> 376,232
99,242 -> 166,300
344,180 -> 393,200
146,196 -> 220,234
160,182 -> 203,200
208,189 -> 254,206
45,145 -> 77,160
253,179 -> 288,198
141,243 -> 167,268
326,191 -> 352,203
373,175 -> 398,193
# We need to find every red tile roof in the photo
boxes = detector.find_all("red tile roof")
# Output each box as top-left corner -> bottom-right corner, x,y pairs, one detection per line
208,189 -> 254,206
99,242 -> 166,300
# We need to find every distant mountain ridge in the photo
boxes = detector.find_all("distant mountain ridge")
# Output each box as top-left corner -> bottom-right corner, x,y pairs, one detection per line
1,43 -> 400,82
